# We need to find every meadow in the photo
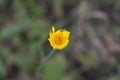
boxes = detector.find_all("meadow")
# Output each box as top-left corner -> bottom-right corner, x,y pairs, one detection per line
0,0 -> 120,80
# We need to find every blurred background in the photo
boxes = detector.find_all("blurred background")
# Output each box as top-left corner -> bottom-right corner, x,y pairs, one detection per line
0,0 -> 120,80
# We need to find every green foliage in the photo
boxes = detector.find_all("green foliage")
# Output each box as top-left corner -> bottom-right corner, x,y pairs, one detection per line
78,53 -> 96,68
0,0 -> 6,6
0,60 -> 6,78
114,25 -> 120,36
0,46 -> 9,59
43,54 -> 68,80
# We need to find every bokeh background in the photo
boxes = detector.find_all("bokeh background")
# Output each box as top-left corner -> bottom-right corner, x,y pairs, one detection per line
0,0 -> 120,80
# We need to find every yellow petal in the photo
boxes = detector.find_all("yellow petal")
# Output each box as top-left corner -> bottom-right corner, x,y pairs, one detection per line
52,26 -> 55,33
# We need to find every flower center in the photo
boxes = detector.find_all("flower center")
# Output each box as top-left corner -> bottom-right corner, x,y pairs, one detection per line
54,36 -> 63,45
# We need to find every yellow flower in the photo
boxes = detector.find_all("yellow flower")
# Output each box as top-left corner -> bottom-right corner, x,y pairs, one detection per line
48,26 -> 70,50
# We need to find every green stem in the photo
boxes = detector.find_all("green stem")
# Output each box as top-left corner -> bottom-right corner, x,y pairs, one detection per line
41,49 -> 56,65
37,49 -> 56,71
